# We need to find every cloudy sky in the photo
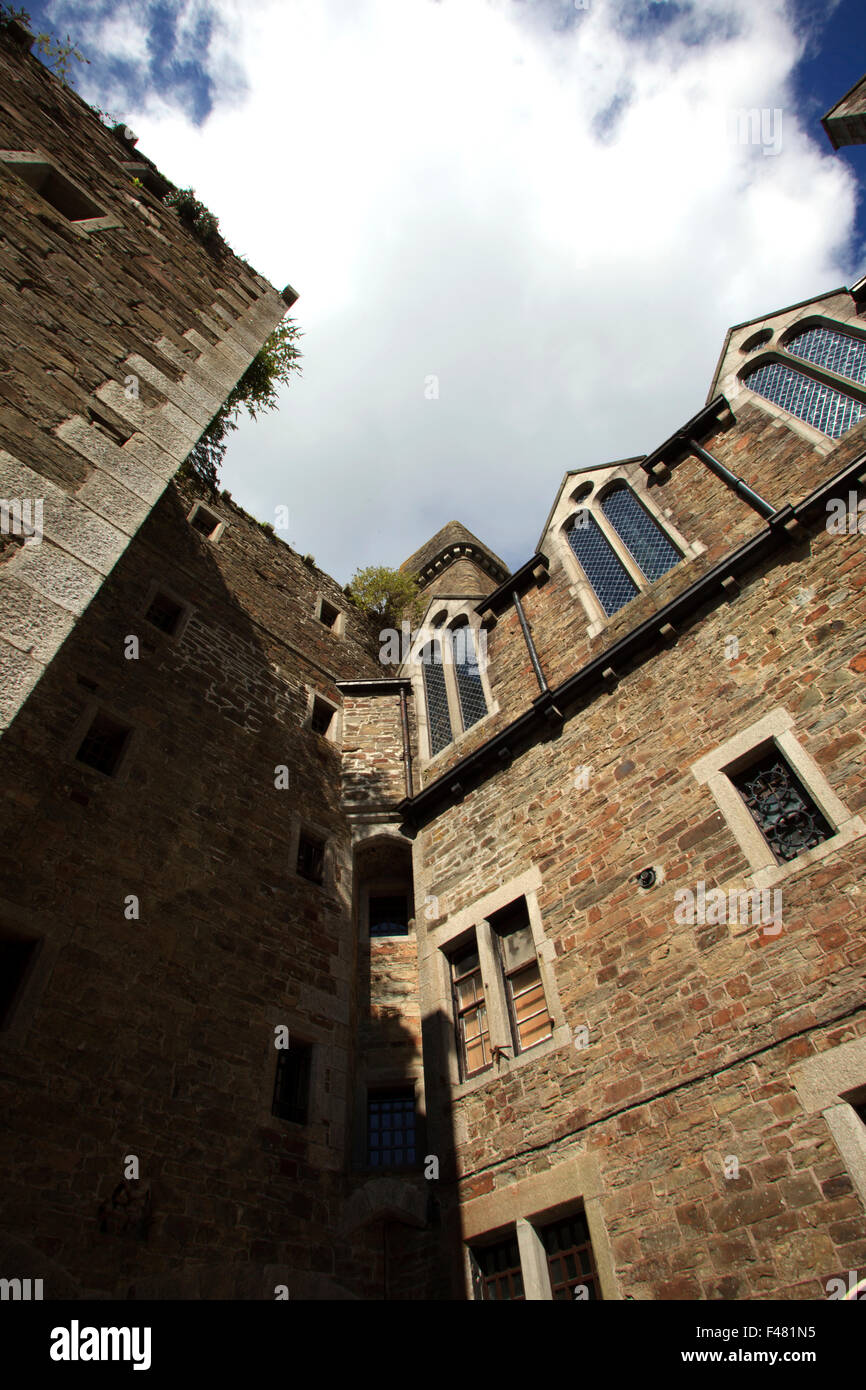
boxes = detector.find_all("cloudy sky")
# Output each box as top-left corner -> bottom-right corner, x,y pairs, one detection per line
30,0 -> 866,581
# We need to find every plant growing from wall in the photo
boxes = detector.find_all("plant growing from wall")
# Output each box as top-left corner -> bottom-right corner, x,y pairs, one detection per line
0,6 -> 88,85
181,319 -> 304,490
345,566 -> 425,629
164,187 -> 222,248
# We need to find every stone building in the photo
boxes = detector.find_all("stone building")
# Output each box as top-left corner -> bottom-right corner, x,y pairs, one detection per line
0,24 -> 865,1300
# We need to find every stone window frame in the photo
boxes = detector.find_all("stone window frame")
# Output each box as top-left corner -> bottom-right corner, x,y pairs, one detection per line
0,149 -> 123,233
550,469 -> 702,638
139,579 -> 195,642
304,686 -> 342,744
65,699 -> 137,784
187,501 -> 226,543
460,1153 -> 620,1300
427,867 -> 570,1096
691,707 -> 865,892
258,1018 -> 340,1149
404,599 -> 500,765
288,814 -> 341,896
315,594 -> 345,636
791,1037 -> 866,1216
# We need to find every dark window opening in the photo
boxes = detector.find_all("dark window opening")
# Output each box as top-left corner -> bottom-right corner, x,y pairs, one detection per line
470,1235 -> 525,1301
144,591 -> 185,636
310,698 -> 335,737
369,894 -> 409,938
87,407 -> 132,447
540,1211 -> 602,1300
190,506 -> 220,538
729,748 -> 834,865
3,157 -> 105,222
297,832 -> 325,884
272,1042 -> 312,1124
318,600 -> 339,629
0,936 -> 40,1029
75,711 -> 132,776
367,1087 -> 416,1167
852,1098 -> 866,1128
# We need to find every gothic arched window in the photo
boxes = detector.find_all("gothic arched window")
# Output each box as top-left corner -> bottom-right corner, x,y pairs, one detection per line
566,509 -> 640,618
450,623 -> 488,732
744,359 -> 865,439
600,484 -> 681,583
785,324 -> 866,386
421,642 -> 452,756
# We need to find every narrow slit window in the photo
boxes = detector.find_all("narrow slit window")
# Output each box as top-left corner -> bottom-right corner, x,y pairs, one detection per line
490,899 -> 552,1054
272,1041 -> 312,1124
297,832 -> 325,884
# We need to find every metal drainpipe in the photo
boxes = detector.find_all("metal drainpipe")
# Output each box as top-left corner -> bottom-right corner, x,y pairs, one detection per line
399,685 -> 413,798
682,437 -> 777,520
512,591 -> 548,694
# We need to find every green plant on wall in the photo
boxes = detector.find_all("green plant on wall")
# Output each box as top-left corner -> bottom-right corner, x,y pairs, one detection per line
164,187 -> 222,248
345,566 -> 425,629
0,7 -> 89,86
181,319 -> 304,490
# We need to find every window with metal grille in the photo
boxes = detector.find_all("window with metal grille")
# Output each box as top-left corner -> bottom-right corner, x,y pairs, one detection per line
367,1087 -> 417,1167
0,935 -> 40,1029
567,509 -> 640,617
144,591 -> 185,635
297,831 -> 325,884
600,484 -> 680,584
422,641 -> 452,756
540,1211 -> 602,1300
310,697 -> 335,736
490,899 -> 552,1054
470,1235 -> 525,1300
744,360 -> 865,438
75,711 -> 132,776
729,748 -> 833,865
272,1041 -> 312,1124
785,324 -> 866,386
369,894 -> 409,938
450,624 -> 488,732
449,938 -> 491,1078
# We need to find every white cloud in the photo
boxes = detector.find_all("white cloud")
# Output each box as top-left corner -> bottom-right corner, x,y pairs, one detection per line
72,0 -> 863,580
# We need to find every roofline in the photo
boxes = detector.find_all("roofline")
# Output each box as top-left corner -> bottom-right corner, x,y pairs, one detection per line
534,456 -> 647,553
706,286 -> 853,402
398,449 -> 866,829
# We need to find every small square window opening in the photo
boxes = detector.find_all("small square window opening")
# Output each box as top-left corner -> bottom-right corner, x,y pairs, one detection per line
272,1042 -> 312,1124
144,592 -> 185,636
369,895 -> 409,938
297,832 -> 325,885
75,711 -> 132,776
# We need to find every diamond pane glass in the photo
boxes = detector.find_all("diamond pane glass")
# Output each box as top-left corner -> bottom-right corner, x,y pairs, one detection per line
450,626 -> 488,732
744,360 -> 865,438
786,325 -> 866,386
566,510 -> 639,617
367,1088 -> 416,1167
730,752 -> 833,865
601,485 -> 680,583
422,642 -> 452,755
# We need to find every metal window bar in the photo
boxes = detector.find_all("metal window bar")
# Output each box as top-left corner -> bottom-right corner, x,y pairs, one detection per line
367,1088 -> 417,1167
729,751 -> 833,865
744,359 -> 865,439
471,1236 -> 525,1300
600,484 -> 681,584
566,509 -> 640,617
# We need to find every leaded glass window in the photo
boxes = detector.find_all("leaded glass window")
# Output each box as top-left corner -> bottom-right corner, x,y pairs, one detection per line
450,624 -> 488,732
601,485 -> 680,584
744,360 -> 865,439
421,641 -> 452,756
566,510 -> 639,617
786,324 -> 866,386
367,1087 -> 416,1167
729,750 -> 833,865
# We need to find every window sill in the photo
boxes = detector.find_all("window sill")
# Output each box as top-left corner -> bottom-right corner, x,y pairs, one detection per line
423,702 -> 501,769
749,815 -> 866,891
452,1024 -> 571,1099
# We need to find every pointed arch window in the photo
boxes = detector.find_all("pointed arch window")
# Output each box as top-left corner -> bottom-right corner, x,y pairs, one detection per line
450,623 -> 488,732
744,359 -> 865,439
566,509 -> 639,617
785,325 -> 866,386
421,642 -> 452,756
600,484 -> 680,583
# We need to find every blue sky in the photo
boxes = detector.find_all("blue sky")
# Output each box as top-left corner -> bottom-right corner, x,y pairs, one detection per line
25,0 -> 866,581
